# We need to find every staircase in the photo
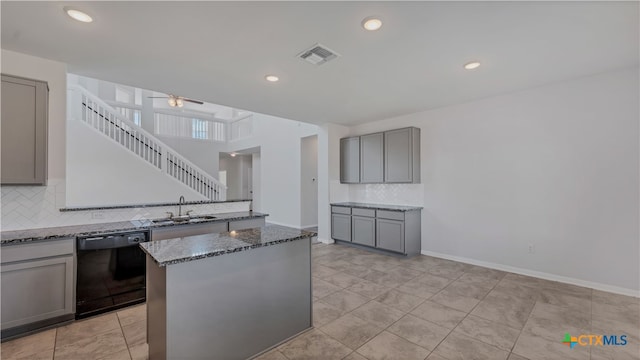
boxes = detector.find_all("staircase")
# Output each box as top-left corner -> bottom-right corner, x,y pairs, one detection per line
67,85 -> 227,201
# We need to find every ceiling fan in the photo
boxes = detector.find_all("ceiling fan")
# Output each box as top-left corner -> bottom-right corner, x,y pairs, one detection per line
148,94 -> 204,107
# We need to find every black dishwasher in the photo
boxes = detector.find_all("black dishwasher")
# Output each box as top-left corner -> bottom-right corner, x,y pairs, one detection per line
76,231 -> 149,319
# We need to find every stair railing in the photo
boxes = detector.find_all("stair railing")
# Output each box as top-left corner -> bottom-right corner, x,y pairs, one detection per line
68,85 -> 227,200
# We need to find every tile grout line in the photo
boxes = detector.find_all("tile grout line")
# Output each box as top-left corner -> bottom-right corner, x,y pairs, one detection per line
52,328 -> 58,360
115,312 -> 134,360
344,261 -> 458,358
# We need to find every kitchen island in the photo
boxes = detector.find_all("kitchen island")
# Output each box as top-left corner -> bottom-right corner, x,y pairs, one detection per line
140,224 -> 314,360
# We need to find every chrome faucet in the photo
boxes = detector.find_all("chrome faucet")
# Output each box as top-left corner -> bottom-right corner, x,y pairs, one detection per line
178,195 -> 185,216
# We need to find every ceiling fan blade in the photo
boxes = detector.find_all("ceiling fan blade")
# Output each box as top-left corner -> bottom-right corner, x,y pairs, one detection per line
183,99 -> 204,105
147,96 -> 170,99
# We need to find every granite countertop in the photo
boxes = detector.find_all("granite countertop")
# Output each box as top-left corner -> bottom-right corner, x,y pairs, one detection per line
140,224 -> 315,267
331,202 -> 423,212
0,211 -> 268,245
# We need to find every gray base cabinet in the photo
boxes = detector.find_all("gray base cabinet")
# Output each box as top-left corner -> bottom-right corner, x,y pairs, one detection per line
331,213 -> 352,242
352,216 -> 376,247
1,238 -> 74,333
376,219 -> 405,253
331,206 -> 421,256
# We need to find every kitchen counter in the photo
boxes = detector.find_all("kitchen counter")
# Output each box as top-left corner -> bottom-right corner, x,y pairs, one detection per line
145,224 -> 312,359
140,224 -> 315,267
331,202 -> 423,212
0,211 -> 268,245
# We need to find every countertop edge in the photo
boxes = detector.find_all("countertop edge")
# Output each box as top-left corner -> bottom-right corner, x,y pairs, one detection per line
142,232 -> 315,267
1,212 -> 269,245
330,202 -> 423,211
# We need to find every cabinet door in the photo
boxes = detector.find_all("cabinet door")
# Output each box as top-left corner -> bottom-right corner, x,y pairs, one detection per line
331,214 -> 352,241
1,255 -> 74,330
228,218 -> 265,231
376,219 -> 405,253
1,75 -> 48,185
360,133 -> 384,183
384,128 -> 414,183
340,137 -> 360,183
352,216 -> 375,247
151,222 -> 228,241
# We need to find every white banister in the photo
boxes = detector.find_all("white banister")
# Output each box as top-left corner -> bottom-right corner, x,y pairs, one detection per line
68,85 -> 227,201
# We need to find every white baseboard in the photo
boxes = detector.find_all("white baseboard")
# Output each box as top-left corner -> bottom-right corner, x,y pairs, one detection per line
421,250 -> 640,298
316,237 -> 334,244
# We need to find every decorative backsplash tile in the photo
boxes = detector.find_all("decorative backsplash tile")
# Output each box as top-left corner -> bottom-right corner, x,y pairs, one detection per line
348,183 -> 424,206
1,179 -> 250,231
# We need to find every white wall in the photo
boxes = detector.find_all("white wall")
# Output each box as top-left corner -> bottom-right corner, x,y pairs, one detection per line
347,67 -> 639,294
1,49 -> 67,180
66,115 -> 207,207
317,123 -> 351,243
300,135 -> 318,228
227,114 -> 318,228
157,135 -> 223,177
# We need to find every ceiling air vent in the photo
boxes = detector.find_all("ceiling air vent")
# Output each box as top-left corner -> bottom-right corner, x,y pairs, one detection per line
297,43 -> 340,66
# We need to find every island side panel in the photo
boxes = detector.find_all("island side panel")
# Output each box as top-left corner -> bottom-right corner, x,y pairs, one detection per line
165,239 -> 312,360
146,255 -> 167,360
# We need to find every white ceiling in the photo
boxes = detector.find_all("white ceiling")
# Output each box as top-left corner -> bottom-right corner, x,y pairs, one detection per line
2,1 -> 638,125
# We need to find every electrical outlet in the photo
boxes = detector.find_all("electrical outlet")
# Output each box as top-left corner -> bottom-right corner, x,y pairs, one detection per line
528,244 -> 535,254
91,211 -> 105,219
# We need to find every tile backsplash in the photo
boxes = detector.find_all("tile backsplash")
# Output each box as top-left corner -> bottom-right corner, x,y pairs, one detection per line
1,179 -> 250,231
348,183 -> 424,206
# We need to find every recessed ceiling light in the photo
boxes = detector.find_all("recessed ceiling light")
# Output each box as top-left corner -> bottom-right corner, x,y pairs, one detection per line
64,7 -> 93,23
464,61 -> 481,70
265,75 -> 279,82
362,17 -> 382,31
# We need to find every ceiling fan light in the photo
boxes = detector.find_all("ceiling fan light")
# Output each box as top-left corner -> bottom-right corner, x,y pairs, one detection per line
168,97 -> 177,107
176,98 -> 184,107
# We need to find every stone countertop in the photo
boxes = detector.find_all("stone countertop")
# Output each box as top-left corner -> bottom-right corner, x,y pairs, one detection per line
0,211 -> 268,245
140,224 -> 315,267
331,202 -> 423,212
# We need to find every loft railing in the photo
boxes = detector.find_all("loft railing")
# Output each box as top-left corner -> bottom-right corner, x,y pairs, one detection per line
229,114 -> 254,141
68,85 -> 226,201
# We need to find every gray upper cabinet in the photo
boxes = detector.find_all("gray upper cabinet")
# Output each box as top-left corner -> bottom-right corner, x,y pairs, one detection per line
384,127 -> 420,183
340,127 -> 419,184
340,137 -> 360,183
360,132 -> 384,183
1,74 -> 49,185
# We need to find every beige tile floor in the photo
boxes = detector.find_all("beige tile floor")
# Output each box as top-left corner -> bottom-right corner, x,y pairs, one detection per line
3,242 -> 639,360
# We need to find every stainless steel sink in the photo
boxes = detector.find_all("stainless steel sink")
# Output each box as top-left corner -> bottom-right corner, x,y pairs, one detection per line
193,215 -> 217,220
151,215 -> 217,224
